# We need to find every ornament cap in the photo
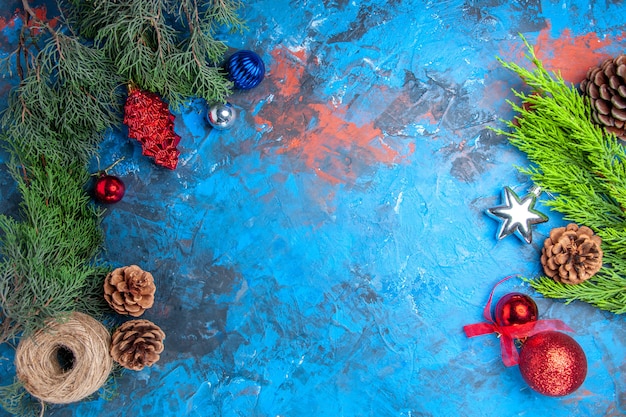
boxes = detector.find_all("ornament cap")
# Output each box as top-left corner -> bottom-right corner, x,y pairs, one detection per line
528,185 -> 542,197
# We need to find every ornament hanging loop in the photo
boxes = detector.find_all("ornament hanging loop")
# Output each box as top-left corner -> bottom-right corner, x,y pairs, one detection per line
91,156 -> 126,177
102,156 -> 125,175
529,185 -> 542,197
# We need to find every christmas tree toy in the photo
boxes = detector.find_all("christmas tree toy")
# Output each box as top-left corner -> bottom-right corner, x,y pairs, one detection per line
123,85 -> 181,169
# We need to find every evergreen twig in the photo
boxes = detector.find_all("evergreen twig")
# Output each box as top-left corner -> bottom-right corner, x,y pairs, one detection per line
0,159 -> 108,343
67,0 -> 246,108
1,32 -> 125,166
0,382 -> 40,417
493,36 -> 626,314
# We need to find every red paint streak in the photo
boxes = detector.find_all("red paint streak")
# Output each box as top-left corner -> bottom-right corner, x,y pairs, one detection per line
0,6 -> 58,34
534,21 -> 618,83
32,6 -> 58,27
254,46 -> 410,185
479,72 -> 512,108
0,10 -> 19,32
31,5 -> 59,32
419,110 -> 439,126
272,47 -> 306,98
500,21 -> 626,85
276,102 -> 397,185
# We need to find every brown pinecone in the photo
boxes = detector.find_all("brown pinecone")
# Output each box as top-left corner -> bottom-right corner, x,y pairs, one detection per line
110,319 -> 165,371
104,265 -> 156,317
540,223 -> 603,285
580,55 -> 626,139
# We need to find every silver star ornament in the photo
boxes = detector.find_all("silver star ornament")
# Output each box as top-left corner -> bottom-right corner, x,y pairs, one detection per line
486,186 -> 548,244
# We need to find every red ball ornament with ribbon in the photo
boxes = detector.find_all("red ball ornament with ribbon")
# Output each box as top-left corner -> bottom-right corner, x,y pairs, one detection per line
495,292 -> 538,327
464,276 -> 587,397
94,174 -> 125,204
463,275 -> 573,367
519,331 -> 587,397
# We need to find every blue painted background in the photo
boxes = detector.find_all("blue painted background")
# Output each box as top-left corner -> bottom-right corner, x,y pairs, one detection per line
1,0 -> 625,416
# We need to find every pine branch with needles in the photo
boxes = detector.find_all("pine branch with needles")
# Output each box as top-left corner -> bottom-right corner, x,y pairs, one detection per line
493,36 -> 626,314
66,0 -> 246,109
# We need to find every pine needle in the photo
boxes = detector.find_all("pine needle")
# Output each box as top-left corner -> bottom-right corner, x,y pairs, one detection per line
494,36 -> 626,314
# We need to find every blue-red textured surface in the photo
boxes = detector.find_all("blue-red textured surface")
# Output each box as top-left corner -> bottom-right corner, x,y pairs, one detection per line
1,1 -> 626,416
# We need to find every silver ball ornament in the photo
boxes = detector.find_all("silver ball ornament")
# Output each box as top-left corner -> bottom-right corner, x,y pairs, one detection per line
207,102 -> 237,130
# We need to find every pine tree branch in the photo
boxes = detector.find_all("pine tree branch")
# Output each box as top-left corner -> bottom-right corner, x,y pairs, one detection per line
21,0 -> 63,60
0,381 -> 41,417
0,160 -> 107,343
67,0 -> 244,108
494,36 -> 626,314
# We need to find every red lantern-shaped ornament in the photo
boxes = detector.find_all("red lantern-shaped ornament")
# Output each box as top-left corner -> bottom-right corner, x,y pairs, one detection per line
519,331 -> 587,396
495,292 -> 538,327
94,174 -> 125,204
123,85 -> 181,170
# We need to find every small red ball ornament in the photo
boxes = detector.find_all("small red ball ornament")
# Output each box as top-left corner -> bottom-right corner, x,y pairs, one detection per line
495,292 -> 538,327
94,174 -> 125,204
519,331 -> 587,396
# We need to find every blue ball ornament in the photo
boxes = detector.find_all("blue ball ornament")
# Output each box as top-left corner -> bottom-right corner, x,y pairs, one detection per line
227,50 -> 265,90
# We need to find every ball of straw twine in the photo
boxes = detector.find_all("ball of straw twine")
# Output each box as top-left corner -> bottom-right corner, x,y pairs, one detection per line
15,312 -> 113,404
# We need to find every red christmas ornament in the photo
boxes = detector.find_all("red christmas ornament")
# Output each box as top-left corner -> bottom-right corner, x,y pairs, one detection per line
94,174 -> 125,204
464,275 -> 573,367
123,85 -> 181,170
519,331 -> 587,397
495,292 -> 538,327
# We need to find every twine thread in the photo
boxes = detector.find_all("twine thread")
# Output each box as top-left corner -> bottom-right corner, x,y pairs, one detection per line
15,312 -> 113,404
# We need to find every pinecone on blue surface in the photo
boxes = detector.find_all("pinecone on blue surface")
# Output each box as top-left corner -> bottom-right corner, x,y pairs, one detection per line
111,319 -> 165,371
580,55 -> 626,139
540,223 -> 603,285
104,265 -> 156,317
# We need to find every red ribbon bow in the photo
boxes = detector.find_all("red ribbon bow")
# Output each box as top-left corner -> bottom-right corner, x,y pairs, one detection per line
463,275 -> 574,367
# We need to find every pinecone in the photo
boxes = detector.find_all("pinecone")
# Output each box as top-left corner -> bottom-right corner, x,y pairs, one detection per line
104,265 -> 156,317
580,55 -> 626,139
540,223 -> 603,285
110,319 -> 165,371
